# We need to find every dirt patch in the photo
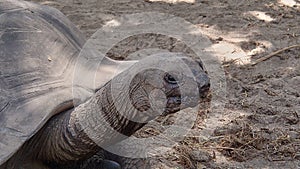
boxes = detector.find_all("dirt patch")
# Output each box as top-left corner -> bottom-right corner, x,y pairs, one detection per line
27,0 -> 300,168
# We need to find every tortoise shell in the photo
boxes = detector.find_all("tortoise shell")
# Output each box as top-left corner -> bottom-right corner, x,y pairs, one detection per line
0,0 -> 91,164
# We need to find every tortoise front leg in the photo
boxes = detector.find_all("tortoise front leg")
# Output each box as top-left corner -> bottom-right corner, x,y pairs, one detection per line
79,159 -> 121,169
50,158 -> 121,169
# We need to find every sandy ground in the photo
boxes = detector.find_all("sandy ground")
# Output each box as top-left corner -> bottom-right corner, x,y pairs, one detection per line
26,0 -> 300,168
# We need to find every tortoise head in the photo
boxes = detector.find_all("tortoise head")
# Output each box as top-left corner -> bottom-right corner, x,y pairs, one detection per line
121,54 -> 210,121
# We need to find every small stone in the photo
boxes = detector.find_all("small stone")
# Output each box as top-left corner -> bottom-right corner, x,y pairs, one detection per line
215,37 -> 223,41
190,150 -> 212,162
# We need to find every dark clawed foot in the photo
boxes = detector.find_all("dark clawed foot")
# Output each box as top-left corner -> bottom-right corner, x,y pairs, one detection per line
97,160 -> 121,169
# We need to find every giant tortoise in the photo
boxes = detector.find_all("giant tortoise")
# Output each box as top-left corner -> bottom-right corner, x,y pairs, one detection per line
0,0 -> 210,169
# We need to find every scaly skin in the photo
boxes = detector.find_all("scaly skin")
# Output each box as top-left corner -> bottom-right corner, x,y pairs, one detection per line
2,56 -> 210,169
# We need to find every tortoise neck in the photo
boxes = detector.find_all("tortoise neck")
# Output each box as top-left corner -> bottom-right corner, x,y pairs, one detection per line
71,80 -> 148,148
50,79 -> 150,163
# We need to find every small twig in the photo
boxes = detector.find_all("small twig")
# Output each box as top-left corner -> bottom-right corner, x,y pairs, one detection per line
201,146 -> 237,151
251,44 -> 300,66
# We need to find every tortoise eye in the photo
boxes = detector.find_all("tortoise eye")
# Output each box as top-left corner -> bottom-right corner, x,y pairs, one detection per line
164,73 -> 178,84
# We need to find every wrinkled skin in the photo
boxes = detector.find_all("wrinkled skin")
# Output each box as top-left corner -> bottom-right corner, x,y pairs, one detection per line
2,55 -> 210,169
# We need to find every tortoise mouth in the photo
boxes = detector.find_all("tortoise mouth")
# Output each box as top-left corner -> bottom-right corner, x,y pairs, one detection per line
163,95 -> 199,115
163,96 -> 181,115
163,88 -> 210,115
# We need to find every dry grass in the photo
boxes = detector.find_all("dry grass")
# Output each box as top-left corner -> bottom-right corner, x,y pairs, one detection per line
197,118 -> 300,162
